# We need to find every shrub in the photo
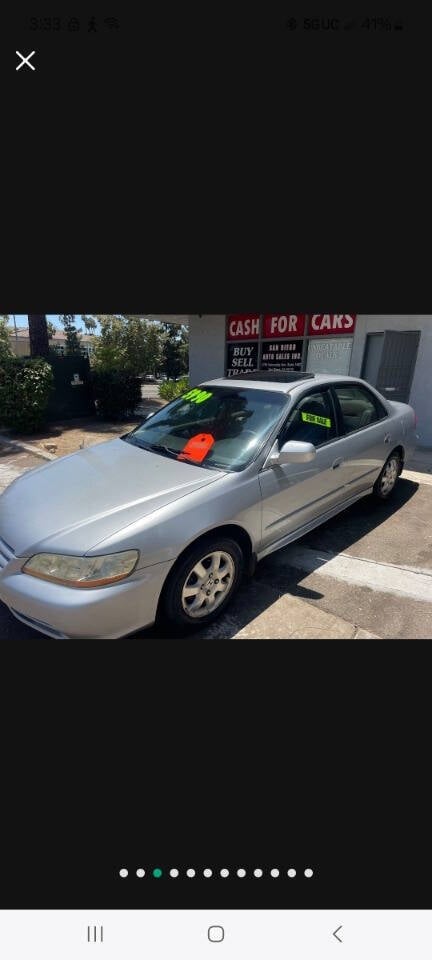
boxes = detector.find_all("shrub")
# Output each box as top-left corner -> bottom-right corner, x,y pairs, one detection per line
91,369 -> 142,420
158,377 -> 189,402
0,357 -> 54,433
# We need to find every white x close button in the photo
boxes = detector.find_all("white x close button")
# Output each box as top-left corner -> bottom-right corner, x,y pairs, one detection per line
208,926 -> 224,942
16,51 -> 36,71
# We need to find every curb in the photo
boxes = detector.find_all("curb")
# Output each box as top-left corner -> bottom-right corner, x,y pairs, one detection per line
0,433 -> 56,461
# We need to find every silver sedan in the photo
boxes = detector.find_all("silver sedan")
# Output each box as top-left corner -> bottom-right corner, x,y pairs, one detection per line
0,373 -> 417,638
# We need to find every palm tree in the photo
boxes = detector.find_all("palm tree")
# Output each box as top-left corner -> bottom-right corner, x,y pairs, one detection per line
28,314 -> 50,358
82,315 -> 97,335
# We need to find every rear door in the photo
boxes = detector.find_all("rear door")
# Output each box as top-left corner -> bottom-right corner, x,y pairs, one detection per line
258,387 -> 349,549
330,382 -> 392,494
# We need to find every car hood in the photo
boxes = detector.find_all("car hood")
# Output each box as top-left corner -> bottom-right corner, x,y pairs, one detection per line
0,438 -> 225,557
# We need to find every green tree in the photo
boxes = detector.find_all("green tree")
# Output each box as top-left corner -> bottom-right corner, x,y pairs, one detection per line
91,315 -> 165,376
46,320 -> 57,340
82,315 -> 97,335
59,314 -> 82,355
0,316 -> 13,362
161,323 -> 189,378
28,314 -> 50,359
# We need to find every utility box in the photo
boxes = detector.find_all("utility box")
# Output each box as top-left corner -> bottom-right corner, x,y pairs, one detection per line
46,355 -> 95,420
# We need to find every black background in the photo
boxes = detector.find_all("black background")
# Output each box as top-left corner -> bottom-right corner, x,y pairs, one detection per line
0,3 -> 431,913
1,643 -> 429,909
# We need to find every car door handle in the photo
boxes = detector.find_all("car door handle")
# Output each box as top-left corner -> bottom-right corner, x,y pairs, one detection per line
384,433 -> 392,444
332,458 -> 344,469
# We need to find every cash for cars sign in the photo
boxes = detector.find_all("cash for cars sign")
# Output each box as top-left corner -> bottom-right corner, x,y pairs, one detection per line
226,315 -> 260,340
309,315 -> 357,334
263,315 -> 306,338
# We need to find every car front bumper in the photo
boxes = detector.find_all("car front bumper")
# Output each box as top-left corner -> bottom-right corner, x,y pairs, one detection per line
0,551 -> 175,638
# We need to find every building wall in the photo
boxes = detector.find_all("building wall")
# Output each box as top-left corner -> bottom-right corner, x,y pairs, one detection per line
351,316 -> 432,446
188,315 -> 226,386
8,337 -> 30,357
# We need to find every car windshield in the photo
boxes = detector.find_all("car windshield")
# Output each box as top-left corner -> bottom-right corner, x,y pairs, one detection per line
123,386 -> 288,471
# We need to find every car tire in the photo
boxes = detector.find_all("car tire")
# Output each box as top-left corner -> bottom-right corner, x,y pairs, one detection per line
160,536 -> 245,630
372,451 -> 402,501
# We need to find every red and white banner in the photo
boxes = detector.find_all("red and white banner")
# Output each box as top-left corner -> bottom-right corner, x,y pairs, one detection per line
226,315 -> 260,341
262,315 -> 306,338
309,315 -> 357,335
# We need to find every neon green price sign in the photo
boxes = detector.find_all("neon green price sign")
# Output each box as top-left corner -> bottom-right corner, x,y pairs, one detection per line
182,388 -> 213,404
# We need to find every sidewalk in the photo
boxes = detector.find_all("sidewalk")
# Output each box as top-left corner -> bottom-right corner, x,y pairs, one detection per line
404,446 -> 432,486
186,581 -> 381,640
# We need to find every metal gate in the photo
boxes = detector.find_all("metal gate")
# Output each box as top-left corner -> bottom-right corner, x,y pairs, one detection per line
362,330 -> 420,403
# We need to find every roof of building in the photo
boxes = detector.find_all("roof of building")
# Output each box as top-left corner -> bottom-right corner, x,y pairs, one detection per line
7,327 -> 96,342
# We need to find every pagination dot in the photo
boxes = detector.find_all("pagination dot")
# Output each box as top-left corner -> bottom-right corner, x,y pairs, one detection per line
119,868 -> 128,878
270,868 -> 280,877
254,868 -> 263,877
287,868 -> 296,878
304,868 -> 314,878
136,868 -> 145,878
237,868 -> 246,877
186,868 -> 196,877
170,869 -> 179,878
203,869 -> 213,877
220,868 -> 229,877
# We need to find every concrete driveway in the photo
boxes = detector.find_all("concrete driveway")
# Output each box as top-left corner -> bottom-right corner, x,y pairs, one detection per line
1,441 -> 431,639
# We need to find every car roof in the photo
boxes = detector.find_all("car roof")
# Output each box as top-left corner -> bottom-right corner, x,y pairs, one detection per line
201,373 -> 366,395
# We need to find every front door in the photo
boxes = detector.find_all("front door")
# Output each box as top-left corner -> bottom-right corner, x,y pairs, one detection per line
258,387 -> 348,550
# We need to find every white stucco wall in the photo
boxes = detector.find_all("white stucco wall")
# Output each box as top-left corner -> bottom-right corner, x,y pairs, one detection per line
350,316 -> 432,447
188,315 -> 226,386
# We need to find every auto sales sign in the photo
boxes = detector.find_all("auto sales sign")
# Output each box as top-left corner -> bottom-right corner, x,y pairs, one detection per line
309,315 -> 357,335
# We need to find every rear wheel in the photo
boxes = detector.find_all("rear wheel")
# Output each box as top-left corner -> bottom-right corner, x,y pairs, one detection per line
160,537 -> 244,629
372,451 -> 402,501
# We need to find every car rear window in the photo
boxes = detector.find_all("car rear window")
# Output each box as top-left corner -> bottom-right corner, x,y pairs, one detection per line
333,384 -> 387,434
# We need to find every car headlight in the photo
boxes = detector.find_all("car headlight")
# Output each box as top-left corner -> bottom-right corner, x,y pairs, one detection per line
22,550 -> 139,587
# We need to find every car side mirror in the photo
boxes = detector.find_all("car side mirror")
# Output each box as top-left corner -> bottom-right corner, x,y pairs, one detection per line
265,439 -> 317,467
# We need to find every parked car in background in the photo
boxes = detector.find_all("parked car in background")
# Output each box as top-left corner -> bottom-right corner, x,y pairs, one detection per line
0,372 -> 417,639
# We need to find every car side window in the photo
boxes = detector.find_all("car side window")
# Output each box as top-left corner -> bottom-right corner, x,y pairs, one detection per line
332,384 -> 387,435
279,389 -> 337,448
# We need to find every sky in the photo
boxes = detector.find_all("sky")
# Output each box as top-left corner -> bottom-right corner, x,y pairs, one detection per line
11,314 -> 90,330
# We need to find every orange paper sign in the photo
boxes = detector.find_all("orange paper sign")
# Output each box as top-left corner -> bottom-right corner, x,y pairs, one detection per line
178,433 -> 215,463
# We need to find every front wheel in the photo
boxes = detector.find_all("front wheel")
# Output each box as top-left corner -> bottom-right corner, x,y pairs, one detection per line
372,451 -> 402,501
160,537 -> 244,629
